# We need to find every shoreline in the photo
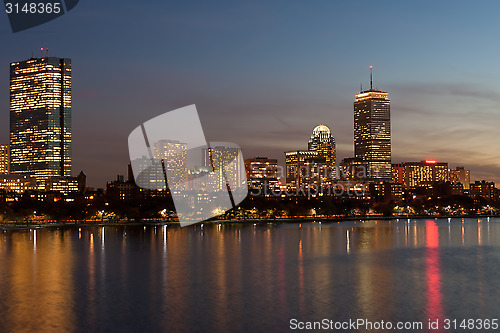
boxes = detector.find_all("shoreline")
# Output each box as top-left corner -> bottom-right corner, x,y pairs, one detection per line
0,214 -> 498,230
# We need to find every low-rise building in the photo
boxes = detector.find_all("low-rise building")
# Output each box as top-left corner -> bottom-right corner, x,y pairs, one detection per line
0,174 -> 36,193
470,180 -> 495,201
244,157 -> 279,195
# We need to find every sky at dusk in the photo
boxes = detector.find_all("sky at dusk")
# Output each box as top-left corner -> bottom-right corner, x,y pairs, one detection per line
1,0 -> 500,187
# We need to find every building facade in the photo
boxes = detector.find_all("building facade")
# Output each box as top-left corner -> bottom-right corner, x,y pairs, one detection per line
10,57 -> 72,182
244,157 -> 279,194
450,166 -> 470,190
308,124 -> 336,180
403,160 -> 449,188
341,157 -> 365,180
470,181 -> 495,201
0,175 -> 36,193
153,139 -> 187,189
44,171 -> 86,195
391,163 -> 405,184
354,75 -> 391,181
202,145 -> 245,192
0,145 -> 8,174
107,175 -> 138,201
285,150 -> 324,191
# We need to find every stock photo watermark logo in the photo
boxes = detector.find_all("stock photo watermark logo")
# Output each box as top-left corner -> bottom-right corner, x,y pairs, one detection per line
128,105 -> 248,227
4,0 -> 79,32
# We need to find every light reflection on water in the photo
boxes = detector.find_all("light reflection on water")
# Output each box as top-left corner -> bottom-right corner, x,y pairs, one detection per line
0,218 -> 499,332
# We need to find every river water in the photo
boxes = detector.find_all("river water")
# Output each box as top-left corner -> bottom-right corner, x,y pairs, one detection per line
0,218 -> 499,332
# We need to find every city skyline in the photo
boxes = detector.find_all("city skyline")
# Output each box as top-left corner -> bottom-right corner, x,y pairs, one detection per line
2,4 -> 500,332
1,1 -> 500,187
0,55 -> 491,189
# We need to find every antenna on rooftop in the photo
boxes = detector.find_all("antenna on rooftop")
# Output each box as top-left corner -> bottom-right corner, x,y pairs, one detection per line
370,65 -> 373,90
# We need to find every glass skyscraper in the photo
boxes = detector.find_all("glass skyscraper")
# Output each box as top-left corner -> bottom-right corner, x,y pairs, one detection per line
9,57 -> 72,181
354,71 -> 391,181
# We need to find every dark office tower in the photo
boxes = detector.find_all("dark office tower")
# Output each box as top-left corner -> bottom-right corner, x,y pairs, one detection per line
308,124 -> 336,180
10,57 -> 72,181
354,67 -> 391,181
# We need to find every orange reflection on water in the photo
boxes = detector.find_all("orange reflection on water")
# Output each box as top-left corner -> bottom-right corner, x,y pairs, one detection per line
298,239 -> 305,314
87,231 -> 97,332
478,224 -> 482,246
2,230 -> 75,332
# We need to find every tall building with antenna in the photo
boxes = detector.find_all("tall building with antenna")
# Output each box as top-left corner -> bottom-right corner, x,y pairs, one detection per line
9,56 -> 72,182
353,66 -> 391,181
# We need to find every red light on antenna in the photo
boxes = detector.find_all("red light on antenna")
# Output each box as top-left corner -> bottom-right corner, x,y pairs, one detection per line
425,160 -> 437,164
370,65 -> 373,69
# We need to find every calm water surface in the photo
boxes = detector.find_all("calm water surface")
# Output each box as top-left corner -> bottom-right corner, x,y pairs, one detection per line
0,218 -> 500,332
